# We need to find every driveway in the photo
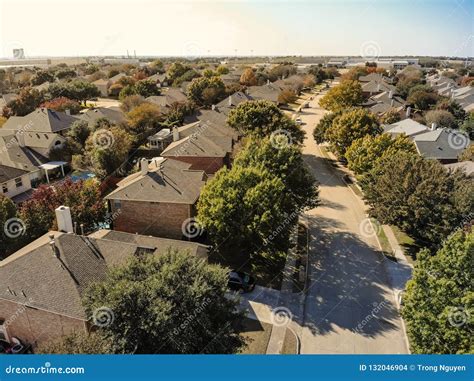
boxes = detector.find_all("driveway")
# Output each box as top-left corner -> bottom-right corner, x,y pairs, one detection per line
297,91 -> 409,354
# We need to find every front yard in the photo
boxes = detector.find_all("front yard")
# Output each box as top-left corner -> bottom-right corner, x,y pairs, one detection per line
236,318 -> 273,354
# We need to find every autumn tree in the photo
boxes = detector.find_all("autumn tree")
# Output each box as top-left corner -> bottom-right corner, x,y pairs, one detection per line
319,80 -> 363,111
126,103 -> 163,144
425,110 -> 456,129
187,76 -> 226,106
277,89 -> 297,105
240,68 -> 257,86
40,97 -> 81,114
227,100 -> 304,144
2,87 -> 44,117
0,195 -> 19,258
19,179 -> 106,242
324,108 -> 381,158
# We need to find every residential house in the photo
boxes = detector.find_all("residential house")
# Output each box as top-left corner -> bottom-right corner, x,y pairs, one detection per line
361,79 -> 396,96
412,127 -> 471,163
147,128 -> 173,151
0,93 -> 18,111
146,88 -> 188,113
161,122 -> 232,175
146,73 -> 168,87
105,158 -> 207,238
383,118 -> 430,138
78,107 -> 125,127
365,90 -> 405,116
247,83 -> 282,104
0,165 -> 33,199
0,206 -> 208,348
92,73 -> 127,97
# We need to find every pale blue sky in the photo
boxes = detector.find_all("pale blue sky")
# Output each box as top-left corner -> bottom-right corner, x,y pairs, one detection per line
0,0 -> 472,58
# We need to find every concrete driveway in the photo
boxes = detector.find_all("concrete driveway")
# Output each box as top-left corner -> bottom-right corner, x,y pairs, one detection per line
297,91 -> 409,354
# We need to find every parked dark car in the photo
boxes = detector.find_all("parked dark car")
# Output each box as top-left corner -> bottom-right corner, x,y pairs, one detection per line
0,340 -> 12,354
228,271 -> 256,293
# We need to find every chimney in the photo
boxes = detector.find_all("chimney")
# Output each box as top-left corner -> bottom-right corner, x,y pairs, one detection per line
390,99 -> 394,107
65,109 -> 71,116
211,104 -> 216,111
267,79 -> 270,85
172,127 -> 179,142
140,158 -> 148,176
15,131 -> 25,147
376,83 -> 381,92
228,95 -> 232,107
431,122 -> 437,131
406,106 -> 411,118
55,206 -> 73,233
388,90 -> 393,99
49,233 -> 59,258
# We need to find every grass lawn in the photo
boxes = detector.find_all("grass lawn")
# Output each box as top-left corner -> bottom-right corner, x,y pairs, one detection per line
292,223 -> 308,293
389,225 -> 421,265
236,318 -> 273,354
372,219 -> 397,262
281,328 -> 298,354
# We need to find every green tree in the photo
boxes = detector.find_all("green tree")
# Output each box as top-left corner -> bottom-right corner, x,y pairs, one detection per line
402,228 -> 473,354
234,138 -> 319,211
460,112 -> 474,139
3,87 -> 44,116
325,108 -> 381,158
83,251 -> 245,354
277,89 -> 297,105
362,152 -> 473,248
67,120 -> 91,148
37,332 -> 114,354
187,76 -> 225,106
216,65 -> 229,75
227,100 -> 304,144
312,110 -> 342,144
30,70 -> 54,86
346,134 -> 416,177
407,88 -> 438,110
85,126 -> 133,178
425,110 -> 456,129
197,165 -> 290,256
0,195 -> 19,258
319,80 -> 363,111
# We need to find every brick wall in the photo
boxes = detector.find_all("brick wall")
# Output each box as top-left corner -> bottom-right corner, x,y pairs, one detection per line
0,298 -> 87,348
111,201 -> 192,239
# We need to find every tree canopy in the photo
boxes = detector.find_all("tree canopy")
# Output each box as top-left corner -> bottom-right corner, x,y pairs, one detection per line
402,228 -> 473,354
187,76 -> 226,106
319,80 -> 363,111
227,100 -> 304,144
83,251 -> 245,354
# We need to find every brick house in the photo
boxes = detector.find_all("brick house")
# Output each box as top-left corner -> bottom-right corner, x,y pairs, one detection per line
105,158 -> 207,239
161,121 -> 235,175
0,212 -> 208,349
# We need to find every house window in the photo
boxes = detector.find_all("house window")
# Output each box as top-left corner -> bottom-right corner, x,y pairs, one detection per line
1,184 -> 7,194
15,178 -> 23,188
0,319 -> 8,342
113,200 -> 122,210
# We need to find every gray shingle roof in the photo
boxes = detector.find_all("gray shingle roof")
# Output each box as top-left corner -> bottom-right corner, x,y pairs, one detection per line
0,164 -> 28,183
105,158 -> 206,204
2,108 -> 78,133
0,230 -> 208,320
413,128 -> 471,160
78,107 -> 125,125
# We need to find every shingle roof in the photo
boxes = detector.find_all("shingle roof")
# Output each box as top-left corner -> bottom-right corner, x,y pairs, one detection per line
104,158 -> 206,204
2,108 -> 78,133
161,132 -> 229,158
413,128 -> 471,160
0,164 -> 28,183
0,230 -> 208,320
78,107 -> 125,125
383,119 -> 429,137
0,135 -> 49,171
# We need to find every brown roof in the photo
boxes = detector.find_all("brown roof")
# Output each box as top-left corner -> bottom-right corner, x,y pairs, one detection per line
0,230 -> 208,320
